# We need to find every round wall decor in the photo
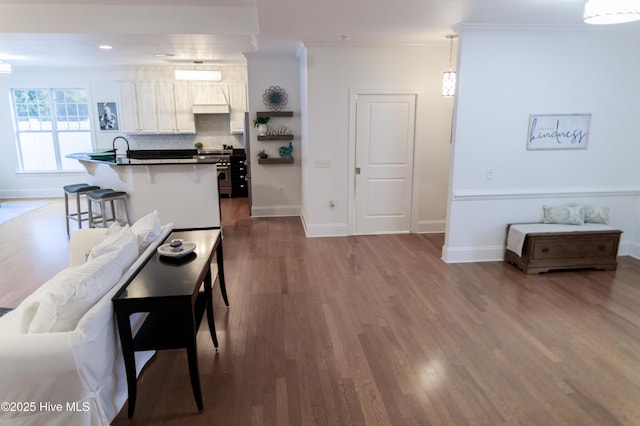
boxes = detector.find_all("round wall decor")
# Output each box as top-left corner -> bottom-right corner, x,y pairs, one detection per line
263,86 -> 288,111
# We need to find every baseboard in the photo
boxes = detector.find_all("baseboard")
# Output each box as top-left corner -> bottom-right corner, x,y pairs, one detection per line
441,245 -> 506,263
303,222 -> 352,237
251,205 -> 301,217
416,219 -> 446,233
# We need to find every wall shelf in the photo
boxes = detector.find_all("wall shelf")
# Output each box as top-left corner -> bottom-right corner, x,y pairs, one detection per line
257,135 -> 294,141
256,111 -> 294,118
258,158 -> 294,165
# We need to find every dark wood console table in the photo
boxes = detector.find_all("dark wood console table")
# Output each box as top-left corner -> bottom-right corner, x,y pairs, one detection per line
113,228 -> 229,418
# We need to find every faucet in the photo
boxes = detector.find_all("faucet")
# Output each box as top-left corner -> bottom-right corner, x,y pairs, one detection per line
112,136 -> 130,157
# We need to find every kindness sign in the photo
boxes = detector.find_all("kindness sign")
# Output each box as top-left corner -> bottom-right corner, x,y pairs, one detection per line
527,114 -> 590,150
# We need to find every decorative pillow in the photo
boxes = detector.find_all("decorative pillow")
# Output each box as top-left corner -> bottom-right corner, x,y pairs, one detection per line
19,301 -> 40,334
27,252 -> 121,333
543,205 -> 585,225
131,210 -> 162,252
583,205 -> 610,224
87,224 -> 138,271
105,221 -> 124,236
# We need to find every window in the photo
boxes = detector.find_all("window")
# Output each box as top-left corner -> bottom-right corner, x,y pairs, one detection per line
12,88 -> 92,171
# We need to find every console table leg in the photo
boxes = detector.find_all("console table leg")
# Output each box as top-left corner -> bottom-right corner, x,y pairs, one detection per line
204,268 -> 219,349
185,315 -> 204,411
216,241 -> 229,307
114,307 -> 137,418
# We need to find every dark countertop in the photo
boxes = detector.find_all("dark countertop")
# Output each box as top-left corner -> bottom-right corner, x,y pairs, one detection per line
66,149 -> 218,165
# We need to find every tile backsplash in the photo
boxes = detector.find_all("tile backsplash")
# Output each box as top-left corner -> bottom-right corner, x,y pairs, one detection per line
126,114 -> 243,150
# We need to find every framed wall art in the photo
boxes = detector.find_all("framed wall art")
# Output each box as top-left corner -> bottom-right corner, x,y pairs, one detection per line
97,101 -> 120,131
527,113 -> 590,150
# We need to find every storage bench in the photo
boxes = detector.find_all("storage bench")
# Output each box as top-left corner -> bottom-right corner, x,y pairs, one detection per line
505,223 -> 622,274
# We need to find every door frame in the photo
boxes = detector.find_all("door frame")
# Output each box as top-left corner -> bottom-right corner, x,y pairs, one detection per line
348,88 -> 422,235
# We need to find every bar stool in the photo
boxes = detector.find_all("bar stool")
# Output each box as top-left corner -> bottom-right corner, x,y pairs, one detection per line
64,183 -> 100,235
86,189 -> 130,228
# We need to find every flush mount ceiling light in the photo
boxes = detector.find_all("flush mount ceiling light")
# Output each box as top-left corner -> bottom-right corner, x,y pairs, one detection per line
442,34 -> 457,97
584,0 -> 640,24
98,45 -> 113,50
0,61 -> 12,74
174,69 -> 222,81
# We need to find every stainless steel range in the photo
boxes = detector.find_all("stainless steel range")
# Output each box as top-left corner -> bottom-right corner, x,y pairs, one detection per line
193,149 -> 233,197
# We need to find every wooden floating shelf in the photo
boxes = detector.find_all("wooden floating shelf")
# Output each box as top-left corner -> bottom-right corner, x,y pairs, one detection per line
258,135 -> 294,141
256,111 -> 294,118
258,158 -> 294,165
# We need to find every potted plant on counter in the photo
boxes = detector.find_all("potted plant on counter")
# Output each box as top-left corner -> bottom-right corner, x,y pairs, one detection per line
253,117 -> 270,136
194,142 -> 203,153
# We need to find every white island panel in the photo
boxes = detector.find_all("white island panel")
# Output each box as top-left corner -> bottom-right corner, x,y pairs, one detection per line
80,161 -> 220,229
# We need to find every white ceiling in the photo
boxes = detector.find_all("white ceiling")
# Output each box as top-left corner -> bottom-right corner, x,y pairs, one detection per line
0,0 -> 638,68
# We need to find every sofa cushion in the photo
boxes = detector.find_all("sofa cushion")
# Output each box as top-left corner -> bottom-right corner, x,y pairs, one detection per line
131,210 -> 162,252
87,224 -> 138,271
27,252 -> 121,333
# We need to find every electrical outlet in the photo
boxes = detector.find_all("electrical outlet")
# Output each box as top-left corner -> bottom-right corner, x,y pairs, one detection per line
315,160 -> 330,168
486,168 -> 495,180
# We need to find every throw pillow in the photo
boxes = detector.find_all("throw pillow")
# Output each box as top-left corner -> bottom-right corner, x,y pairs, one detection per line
583,205 -> 610,224
543,205 -> 585,225
87,224 -> 138,271
131,210 -> 162,252
27,252 -> 121,333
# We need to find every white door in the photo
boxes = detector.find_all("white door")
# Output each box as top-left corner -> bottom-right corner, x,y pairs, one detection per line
354,94 -> 416,235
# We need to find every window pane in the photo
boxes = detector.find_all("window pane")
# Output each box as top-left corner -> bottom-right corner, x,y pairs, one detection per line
12,88 -> 93,172
18,133 -> 57,171
59,132 -> 92,171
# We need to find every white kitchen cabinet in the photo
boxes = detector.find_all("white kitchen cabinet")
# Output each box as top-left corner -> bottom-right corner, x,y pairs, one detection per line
118,81 -> 157,134
228,82 -> 247,134
155,81 -> 177,134
119,81 -> 195,135
173,82 -> 196,134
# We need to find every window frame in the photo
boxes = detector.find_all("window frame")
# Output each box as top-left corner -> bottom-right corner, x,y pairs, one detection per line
11,87 -> 93,172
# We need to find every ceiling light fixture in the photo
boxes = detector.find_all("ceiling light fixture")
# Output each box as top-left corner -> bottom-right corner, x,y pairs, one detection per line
442,34 -> 457,97
583,0 -> 640,24
0,61 -> 12,74
174,69 -> 222,81
99,45 -> 113,50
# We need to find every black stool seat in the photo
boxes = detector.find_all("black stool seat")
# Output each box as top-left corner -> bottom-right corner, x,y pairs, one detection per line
87,189 -> 126,200
63,183 -> 100,194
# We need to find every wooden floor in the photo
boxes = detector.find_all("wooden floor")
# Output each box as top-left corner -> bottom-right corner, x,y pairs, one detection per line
3,198 -> 640,425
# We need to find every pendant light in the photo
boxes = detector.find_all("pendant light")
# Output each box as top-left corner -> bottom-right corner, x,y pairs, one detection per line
584,0 -> 640,24
442,35 -> 457,97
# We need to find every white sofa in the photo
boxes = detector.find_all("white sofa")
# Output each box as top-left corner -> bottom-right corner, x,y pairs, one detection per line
0,213 -> 173,425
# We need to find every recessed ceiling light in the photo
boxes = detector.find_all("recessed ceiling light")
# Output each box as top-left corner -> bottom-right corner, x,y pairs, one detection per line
99,45 -> 113,50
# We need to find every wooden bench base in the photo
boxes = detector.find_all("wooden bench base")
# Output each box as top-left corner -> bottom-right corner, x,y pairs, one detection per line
505,228 -> 622,274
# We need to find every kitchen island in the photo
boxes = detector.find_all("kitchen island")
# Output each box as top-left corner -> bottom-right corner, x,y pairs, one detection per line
67,151 -> 221,229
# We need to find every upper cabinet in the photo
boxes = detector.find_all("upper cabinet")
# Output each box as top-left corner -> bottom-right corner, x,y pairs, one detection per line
119,81 -> 247,135
228,83 -> 247,134
119,81 -> 158,134
156,81 -> 196,134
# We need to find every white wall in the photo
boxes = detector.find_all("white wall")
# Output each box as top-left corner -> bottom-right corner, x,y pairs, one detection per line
444,27 -> 640,262
245,53 -> 302,217
301,43 -> 454,237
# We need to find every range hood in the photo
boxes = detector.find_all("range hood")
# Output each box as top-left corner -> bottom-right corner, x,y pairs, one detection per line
192,86 -> 230,114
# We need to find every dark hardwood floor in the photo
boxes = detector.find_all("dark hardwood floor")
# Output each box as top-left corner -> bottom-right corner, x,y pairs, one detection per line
2,197 -> 640,425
